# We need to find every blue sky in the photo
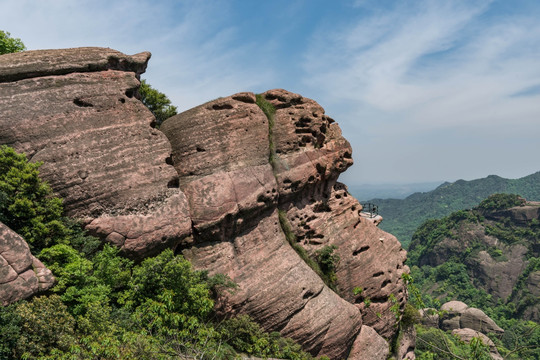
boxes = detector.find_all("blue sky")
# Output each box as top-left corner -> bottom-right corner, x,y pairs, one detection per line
2,0 -> 539,185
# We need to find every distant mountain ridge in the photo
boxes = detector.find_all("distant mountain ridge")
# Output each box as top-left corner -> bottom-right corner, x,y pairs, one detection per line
348,181 -> 442,201
366,172 -> 540,248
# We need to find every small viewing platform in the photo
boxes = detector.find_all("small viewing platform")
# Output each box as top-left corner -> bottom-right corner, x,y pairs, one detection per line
360,202 -> 383,226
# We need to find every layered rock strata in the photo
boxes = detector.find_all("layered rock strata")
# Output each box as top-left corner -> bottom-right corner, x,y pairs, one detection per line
1,48 -> 410,359
0,222 -> 55,305
0,48 -> 191,259
259,89 -> 408,337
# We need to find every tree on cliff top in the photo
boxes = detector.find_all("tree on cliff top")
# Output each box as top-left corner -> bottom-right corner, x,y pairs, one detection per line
0,30 -> 26,55
138,79 -> 178,127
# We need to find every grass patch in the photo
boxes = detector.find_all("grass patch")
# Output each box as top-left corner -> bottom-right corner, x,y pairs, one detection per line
255,94 -> 277,171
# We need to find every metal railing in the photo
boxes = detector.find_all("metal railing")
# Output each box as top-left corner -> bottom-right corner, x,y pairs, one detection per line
360,203 -> 379,218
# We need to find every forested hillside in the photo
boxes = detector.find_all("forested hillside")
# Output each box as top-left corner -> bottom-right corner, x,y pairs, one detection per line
407,194 -> 540,359
366,172 -> 540,248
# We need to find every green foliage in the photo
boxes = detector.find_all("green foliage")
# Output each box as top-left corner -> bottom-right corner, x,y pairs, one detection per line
407,193 -> 540,359
138,79 -> 177,127
13,295 -> 77,359
0,145 -> 69,251
219,315 -> 313,360
366,172 -> 540,247
352,286 -> 363,296
476,193 -> 525,212
314,245 -> 340,284
255,94 -> 277,168
415,324 -> 491,360
0,30 -> 26,55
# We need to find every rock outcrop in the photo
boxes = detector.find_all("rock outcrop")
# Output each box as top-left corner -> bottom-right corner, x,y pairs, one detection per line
0,222 -> 54,305
439,301 -> 504,335
410,200 -> 539,321
348,325 -> 389,360
0,48 -> 410,359
0,47 -> 191,260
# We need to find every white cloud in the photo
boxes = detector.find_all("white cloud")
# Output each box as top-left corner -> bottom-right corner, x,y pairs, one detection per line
303,0 -> 540,183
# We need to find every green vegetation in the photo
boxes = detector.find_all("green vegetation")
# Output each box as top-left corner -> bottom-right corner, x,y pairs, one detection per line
0,146 -> 313,360
0,145 -> 69,251
476,193 -> 525,212
415,325 -> 492,360
406,194 -> 540,359
0,30 -> 26,55
365,172 -> 540,247
277,210 -> 339,292
255,94 -> 277,168
138,80 -> 178,127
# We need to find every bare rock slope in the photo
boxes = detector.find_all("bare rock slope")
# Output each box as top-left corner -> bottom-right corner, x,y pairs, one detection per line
0,48 -> 409,359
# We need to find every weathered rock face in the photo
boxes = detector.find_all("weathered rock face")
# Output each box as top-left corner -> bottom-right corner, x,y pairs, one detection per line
0,222 -> 54,305
162,91 -> 364,359
0,47 -> 191,259
438,301 -> 504,335
255,89 -> 408,338
1,49 -> 410,359
348,325 -> 389,360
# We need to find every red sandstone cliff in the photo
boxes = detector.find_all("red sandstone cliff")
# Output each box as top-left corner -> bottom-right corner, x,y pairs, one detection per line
0,48 -> 410,359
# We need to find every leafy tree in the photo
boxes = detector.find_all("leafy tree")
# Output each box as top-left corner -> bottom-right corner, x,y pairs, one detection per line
0,145 -> 69,251
477,193 -> 525,212
138,80 -> 177,126
0,30 -> 25,55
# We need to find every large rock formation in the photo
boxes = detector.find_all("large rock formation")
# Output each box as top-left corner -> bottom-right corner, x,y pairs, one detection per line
0,48 -> 410,359
0,222 -> 55,305
0,47 -> 191,260
439,301 -> 504,335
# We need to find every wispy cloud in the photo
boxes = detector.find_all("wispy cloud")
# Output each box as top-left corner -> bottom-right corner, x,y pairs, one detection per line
303,0 -> 540,182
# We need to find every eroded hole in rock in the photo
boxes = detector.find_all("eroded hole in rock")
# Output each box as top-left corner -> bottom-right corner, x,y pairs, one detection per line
303,290 -> 314,299
381,279 -> 391,288
165,156 -> 174,165
353,246 -> 370,256
283,178 -> 292,184
344,152 -> 352,159
352,206 -> 356,211
196,146 -> 206,152
316,163 -> 326,174
118,98 -> 126,103
308,175 -> 315,182
313,202 -> 331,212
373,271 -> 384,277
73,98 -> 93,107
212,104 -> 234,110
335,194 -> 342,199
125,89 -> 135,98
167,177 -> 180,188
